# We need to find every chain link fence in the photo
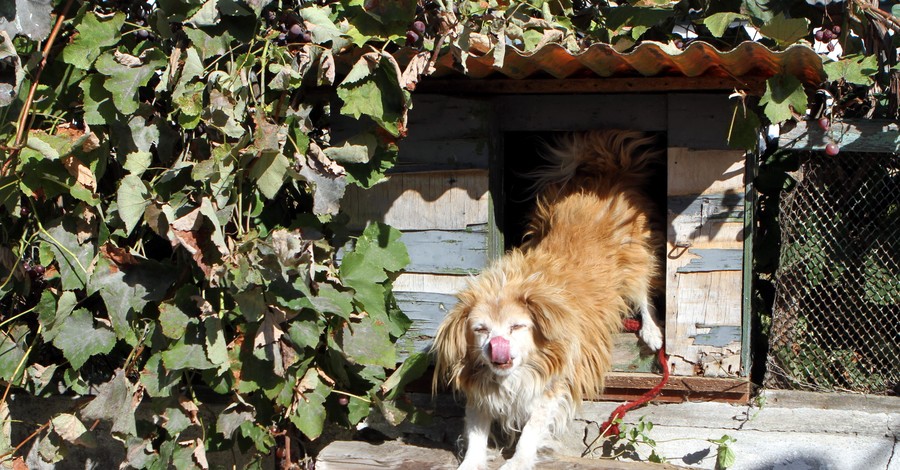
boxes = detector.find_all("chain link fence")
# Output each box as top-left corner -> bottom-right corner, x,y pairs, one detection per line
766,151 -> 900,395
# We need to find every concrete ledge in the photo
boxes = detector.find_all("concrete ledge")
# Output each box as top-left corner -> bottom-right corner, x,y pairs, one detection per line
316,440 -> 685,469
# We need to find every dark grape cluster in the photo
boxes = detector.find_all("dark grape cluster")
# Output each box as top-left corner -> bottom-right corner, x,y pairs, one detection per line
97,0 -> 157,42
404,2 -> 437,48
22,258 -> 45,280
406,20 -> 426,46
814,24 -> 841,51
265,10 -> 312,45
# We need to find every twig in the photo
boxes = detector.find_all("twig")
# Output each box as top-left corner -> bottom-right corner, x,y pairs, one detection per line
0,420 -> 50,461
1,0 -> 76,176
855,0 -> 900,33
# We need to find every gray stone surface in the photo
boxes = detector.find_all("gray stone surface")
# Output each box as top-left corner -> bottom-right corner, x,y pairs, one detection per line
369,392 -> 900,470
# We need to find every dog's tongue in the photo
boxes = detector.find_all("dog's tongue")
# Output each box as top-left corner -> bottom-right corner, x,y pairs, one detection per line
490,336 -> 511,364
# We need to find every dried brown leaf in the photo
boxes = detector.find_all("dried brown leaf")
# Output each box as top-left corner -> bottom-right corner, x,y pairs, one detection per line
400,51 -> 433,91
100,244 -> 139,267
114,50 -> 143,67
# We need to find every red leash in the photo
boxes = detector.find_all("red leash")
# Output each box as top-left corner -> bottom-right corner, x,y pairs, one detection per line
600,320 -> 670,438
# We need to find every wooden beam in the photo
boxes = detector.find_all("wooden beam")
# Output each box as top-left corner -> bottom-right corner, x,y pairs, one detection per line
416,76 -> 768,95
778,119 -> 900,153
595,372 -> 750,404
415,370 -> 750,404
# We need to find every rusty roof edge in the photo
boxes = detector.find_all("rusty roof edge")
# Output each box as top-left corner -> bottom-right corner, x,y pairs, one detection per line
426,40 -> 827,86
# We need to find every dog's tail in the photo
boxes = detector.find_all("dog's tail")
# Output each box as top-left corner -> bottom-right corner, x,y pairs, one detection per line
529,130 -> 660,192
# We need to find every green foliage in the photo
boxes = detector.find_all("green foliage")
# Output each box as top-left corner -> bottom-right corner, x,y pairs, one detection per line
824,54 -> 879,86
713,435 -> 737,469
588,416 -> 737,468
759,74 -> 808,124
0,0 -> 422,466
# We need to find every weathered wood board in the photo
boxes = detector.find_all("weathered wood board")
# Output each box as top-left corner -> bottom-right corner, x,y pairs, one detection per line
394,273 -> 472,294
667,147 -> 745,196
778,119 -> 900,153
495,94 -> 669,132
342,170 -> 489,231
666,147 -> 746,377
400,227 -> 488,275
394,291 -> 458,356
667,94 -> 734,150
317,440 -> 685,470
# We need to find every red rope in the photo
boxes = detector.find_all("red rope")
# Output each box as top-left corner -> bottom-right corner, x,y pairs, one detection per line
600,327 -> 670,438
622,318 -> 642,333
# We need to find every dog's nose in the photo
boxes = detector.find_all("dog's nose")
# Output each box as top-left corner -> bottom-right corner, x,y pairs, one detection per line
489,336 -> 511,364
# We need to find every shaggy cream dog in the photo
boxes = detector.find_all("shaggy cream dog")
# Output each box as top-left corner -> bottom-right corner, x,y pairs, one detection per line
432,130 -> 664,470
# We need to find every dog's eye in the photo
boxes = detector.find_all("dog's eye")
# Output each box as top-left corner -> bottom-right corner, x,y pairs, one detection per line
473,326 -> 488,334
510,324 -> 529,332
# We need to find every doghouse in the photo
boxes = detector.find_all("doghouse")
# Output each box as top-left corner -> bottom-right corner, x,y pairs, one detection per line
341,42 -> 826,403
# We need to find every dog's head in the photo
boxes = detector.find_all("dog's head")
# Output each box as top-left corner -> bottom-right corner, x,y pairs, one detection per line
432,253 -> 572,391
464,294 -> 536,377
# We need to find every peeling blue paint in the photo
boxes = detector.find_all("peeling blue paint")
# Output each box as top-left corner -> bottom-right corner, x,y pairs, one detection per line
677,248 -> 743,273
693,325 -> 741,347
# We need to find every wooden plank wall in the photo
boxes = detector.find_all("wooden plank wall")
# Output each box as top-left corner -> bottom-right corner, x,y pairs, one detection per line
665,147 -> 746,377
342,96 -> 495,356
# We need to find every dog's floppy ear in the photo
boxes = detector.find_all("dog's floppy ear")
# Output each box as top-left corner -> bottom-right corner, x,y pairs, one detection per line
431,300 -> 472,394
520,282 -> 573,344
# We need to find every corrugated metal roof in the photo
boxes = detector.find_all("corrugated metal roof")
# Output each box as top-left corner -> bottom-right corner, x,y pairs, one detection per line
422,40 -> 826,86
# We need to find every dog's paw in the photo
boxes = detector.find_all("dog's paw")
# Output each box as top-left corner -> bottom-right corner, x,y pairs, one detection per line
498,458 -> 534,470
457,458 -> 488,470
639,321 -> 664,351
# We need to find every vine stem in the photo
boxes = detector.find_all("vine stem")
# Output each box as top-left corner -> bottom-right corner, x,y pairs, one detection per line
1,0 -> 76,177
330,390 -> 371,403
0,323 -> 43,407
0,419 -> 50,461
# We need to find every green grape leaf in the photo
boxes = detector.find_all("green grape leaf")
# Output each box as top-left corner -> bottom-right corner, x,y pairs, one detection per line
61,12 -> 126,70
758,14 -> 809,47
717,440 -> 737,469
140,353 -> 180,398
203,316 -> 230,374
42,218 -> 95,291
759,74 -> 807,124
250,151 -> 290,199
340,315 -> 396,368
80,371 -> 139,436
380,352 -> 428,399
117,174 -> 150,236
288,368 -> 330,440
52,309 -> 116,371
824,55 -> 878,86
95,50 -> 166,115
339,223 -> 409,318
51,413 -> 96,448
703,12 -> 747,38
161,321 -> 218,371
0,325 -> 28,383
727,102 -> 761,150
80,74 -> 119,126
298,7 -> 345,45
337,53 -> 407,136
216,403 -> 255,439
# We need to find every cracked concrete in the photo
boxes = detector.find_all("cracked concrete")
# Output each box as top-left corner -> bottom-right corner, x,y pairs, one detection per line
561,391 -> 900,470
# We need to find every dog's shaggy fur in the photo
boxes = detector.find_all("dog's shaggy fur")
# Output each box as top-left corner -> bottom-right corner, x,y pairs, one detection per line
432,130 -> 664,470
